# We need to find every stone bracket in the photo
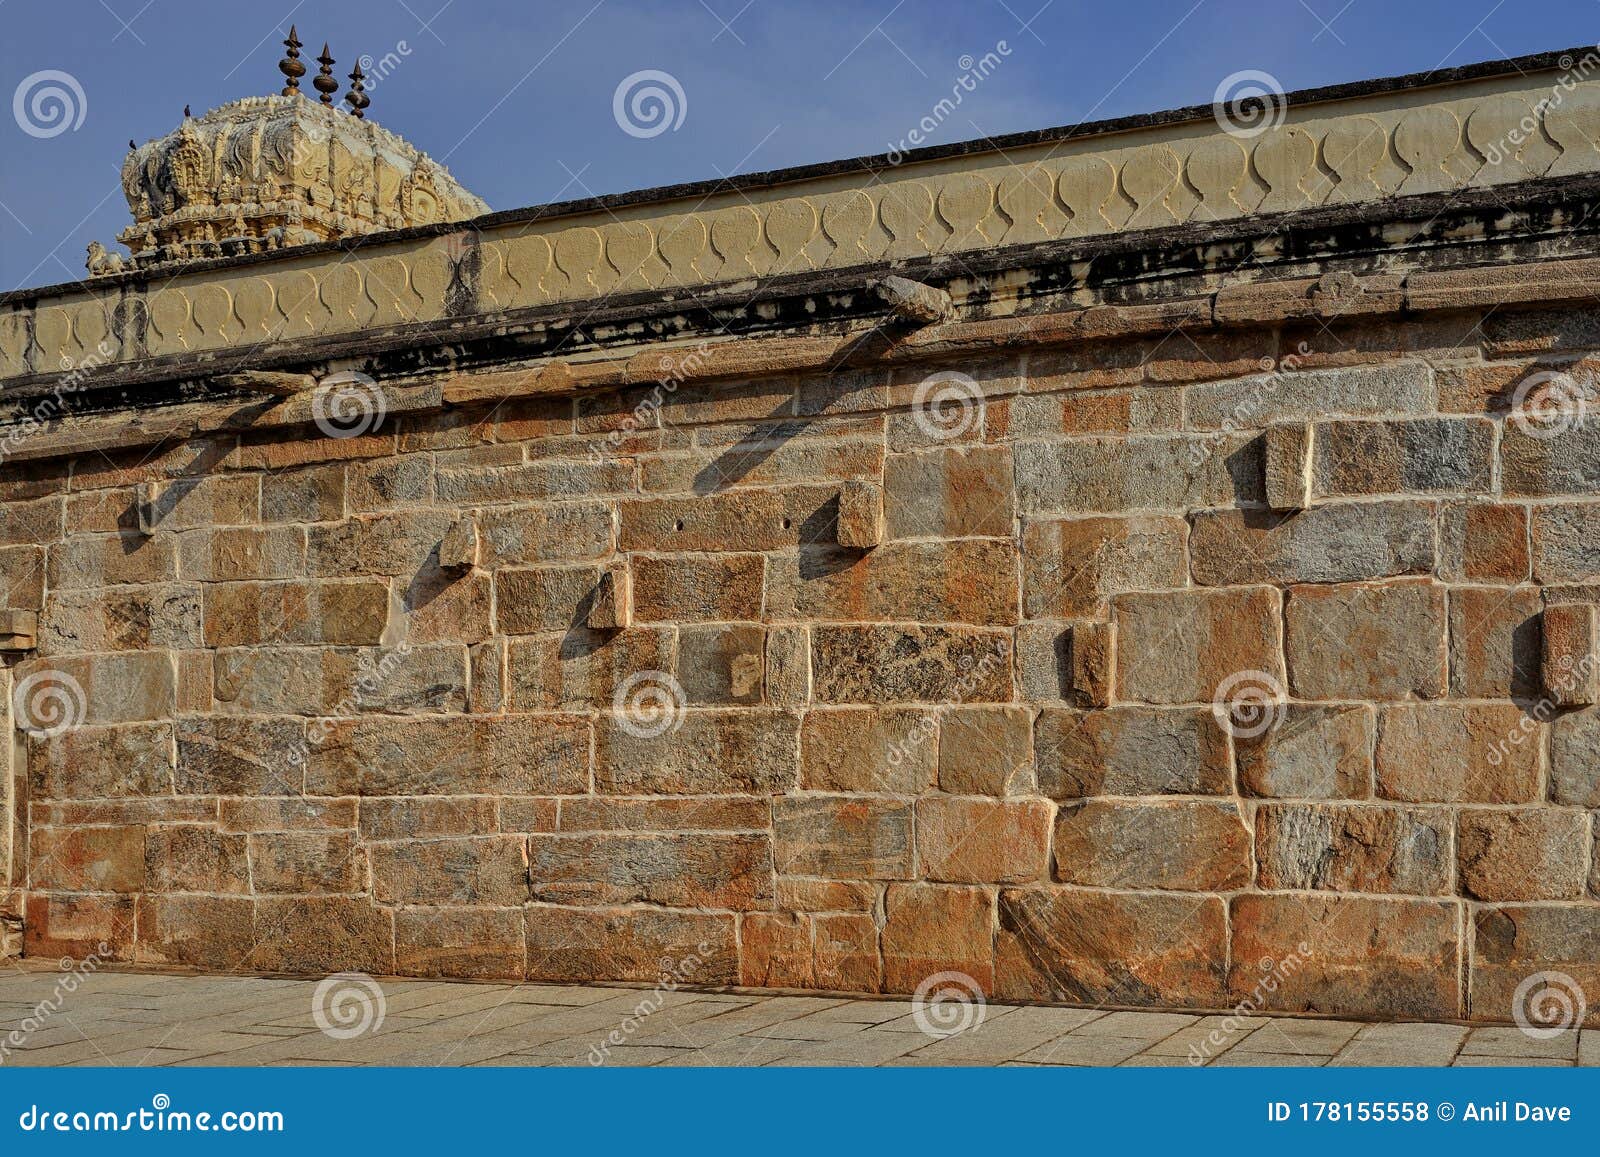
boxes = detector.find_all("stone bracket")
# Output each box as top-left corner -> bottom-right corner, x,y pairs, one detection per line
1264,423 -> 1314,512
874,276 -> 953,326
837,480 -> 884,549
1069,621 -> 1116,708
1543,602 -> 1598,706
0,610 -> 37,653
586,563 -> 632,630
212,370 -> 316,397
439,516 -> 481,572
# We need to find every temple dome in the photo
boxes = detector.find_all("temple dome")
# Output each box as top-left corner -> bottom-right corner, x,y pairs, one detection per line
91,92 -> 488,274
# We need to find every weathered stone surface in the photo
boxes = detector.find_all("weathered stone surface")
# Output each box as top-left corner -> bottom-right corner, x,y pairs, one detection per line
1015,620 -> 1070,701
1263,423 -> 1312,510
30,722 -> 174,799
362,797 -> 500,840
495,564 -> 605,634
809,624 -> 1012,703
1503,421 -> 1600,496
1068,620 -> 1116,707
1053,801 -> 1250,890
1447,585 -> 1541,699
678,623 -> 765,704
1235,704 -> 1373,799
14,651 -> 176,726
555,796 -> 768,833
801,706 -> 936,795
1015,434 -> 1261,513
916,796 -> 1053,884
1035,706 -> 1232,797
882,883 -> 993,992
178,526 -> 304,581
767,541 -> 1018,625
23,893 -> 136,960
369,837 -> 528,906
143,825 -> 251,894
836,479 -> 884,548
249,831 -> 362,894
396,907 -> 524,979
476,502 -> 613,566
1022,515 -> 1186,618
883,446 -> 1013,538
175,715 -> 304,796
29,825 -> 146,892
619,485 -> 838,552
506,628 -> 673,710
308,715 -> 589,796
524,906 -> 739,985
1230,895 -> 1459,1019
1185,362 -> 1434,428
937,705 -> 1035,795
38,584 -> 201,654
1313,417 -> 1493,496
135,895 -> 255,969
203,580 -> 390,647
1376,704 -> 1540,803
252,896 -> 393,974
814,912 -> 880,991
1255,804 -> 1450,894
1543,601 -> 1599,705
1457,809 -> 1589,901
595,710 -> 798,794
764,625 -> 811,707
48,533 -> 178,588
773,796 -> 913,879
740,912 -> 814,988
1189,502 -> 1435,585
1553,709 -> 1600,805
527,832 -> 771,909
632,553 -> 764,622
1113,587 -> 1282,704
995,889 -> 1228,1007
1439,501 -> 1529,583
1285,580 -> 1447,700
1531,502 -> 1600,582
1473,906 -> 1600,1026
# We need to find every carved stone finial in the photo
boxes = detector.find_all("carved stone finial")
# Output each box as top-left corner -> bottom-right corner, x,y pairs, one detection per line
278,25 -> 305,96
345,60 -> 370,119
314,44 -> 338,105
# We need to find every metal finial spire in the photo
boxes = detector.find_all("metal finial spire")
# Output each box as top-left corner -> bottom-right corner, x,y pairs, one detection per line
278,25 -> 305,96
183,105 -> 191,118
344,60 -> 370,119
314,43 -> 339,105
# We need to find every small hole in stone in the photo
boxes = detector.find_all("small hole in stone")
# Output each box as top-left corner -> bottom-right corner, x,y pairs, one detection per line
674,519 -> 686,531
781,517 -> 792,530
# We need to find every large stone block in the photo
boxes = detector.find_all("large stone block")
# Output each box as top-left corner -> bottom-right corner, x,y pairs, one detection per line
202,580 -> 391,647
1447,585 -> 1541,699
1053,801 -> 1250,890
1035,706 -> 1231,797
1313,417 -> 1493,496
677,623 -> 766,704
937,705 -> 1035,795
619,485 -> 839,552
22,893 -> 135,960
1235,704 -> 1373,799
916,796 -> 1053,884
1439,501 -> 1529,583
1284,580 -> 1446,700
174,715 -> 304,796
177,526 -> 304,581
252,896 -> 394,974
527,832 -> 772,909
1021,515 -> 1187,618
14,651 -> 176,726
396,907 -> 525,979
29,825 -> 146,892
1552,709 -> 1600,805
1185,362 -> 1434,428
632,553 -> 764,622
766,541 -> 1018,626
47,533 -> 178,589
506,627 -> 674,710
38,584 -> 202,655
1473,906 -> 1600,1026
801,706 -> 936,795
1531,502 -> 1600,582
369,836 -> 528,906
476,501 -> 613,566
1014,434 -> 1261,513
1189,501 -> 1435,585
1375,704 -> 1540,803
524,906 -> 738,984
773,796 -> 913,879
882,883 -> 993,992
494,564 -> 605,634
249,831 -> 362,894
594,709 -> 798,794
1230,894 -> 1460,1019
143,825 -> 251,894
1457,810 -> 1589,901
995,889 -> 1228,1007
30,722 -> 174,800
135,895 -> 255,970
809,624 -> 1013,703
307,715 -> 589,796
1113,587 -> 1282,704
1502,421 -> 1600,496
883,445 -> 1014,538
1255,804 -> 1451,894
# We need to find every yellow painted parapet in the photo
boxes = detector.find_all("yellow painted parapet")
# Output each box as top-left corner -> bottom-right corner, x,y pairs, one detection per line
3,61 -> 1598,379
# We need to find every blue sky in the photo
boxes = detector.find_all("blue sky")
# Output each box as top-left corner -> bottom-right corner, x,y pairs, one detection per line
1,0 -> 1597,290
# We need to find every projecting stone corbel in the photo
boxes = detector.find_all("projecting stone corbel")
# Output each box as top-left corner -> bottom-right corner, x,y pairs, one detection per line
212,370 -> 317,397
0,610 -> 37,653
439,515 -> 481,572
1263,422 -> 1314,512
1543,603 -> 1598,706
873,275 -> 952,326
837,480 -> 884,548
586,563 -> 632,630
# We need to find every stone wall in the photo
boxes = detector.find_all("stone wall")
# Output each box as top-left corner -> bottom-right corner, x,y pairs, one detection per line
7,272 -> 1600,1024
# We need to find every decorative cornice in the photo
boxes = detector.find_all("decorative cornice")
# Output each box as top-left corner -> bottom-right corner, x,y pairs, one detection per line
3,52 -> 1599,381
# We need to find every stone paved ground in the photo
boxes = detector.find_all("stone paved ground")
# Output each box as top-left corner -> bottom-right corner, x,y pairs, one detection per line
1,964 -> 1593,1067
